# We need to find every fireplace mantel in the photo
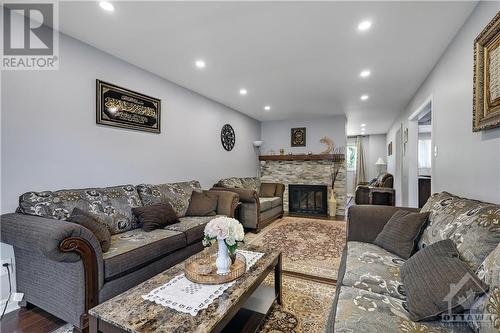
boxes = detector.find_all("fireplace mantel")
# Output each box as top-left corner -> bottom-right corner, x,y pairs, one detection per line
259,154 -> 344,162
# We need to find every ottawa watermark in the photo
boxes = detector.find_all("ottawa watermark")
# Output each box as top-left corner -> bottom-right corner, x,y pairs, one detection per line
1,1 -> 59,70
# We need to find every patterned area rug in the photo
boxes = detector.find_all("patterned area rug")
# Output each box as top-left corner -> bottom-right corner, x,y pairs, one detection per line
259,274 -> 336,333
246,217 -> 346,281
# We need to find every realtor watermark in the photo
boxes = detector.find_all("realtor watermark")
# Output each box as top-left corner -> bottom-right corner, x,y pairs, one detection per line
1,1 -> 59,70
440,272 -> 493,329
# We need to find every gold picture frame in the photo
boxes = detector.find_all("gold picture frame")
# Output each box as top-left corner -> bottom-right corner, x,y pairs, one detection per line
96,80 -> 161,133
473,12 -> 500,132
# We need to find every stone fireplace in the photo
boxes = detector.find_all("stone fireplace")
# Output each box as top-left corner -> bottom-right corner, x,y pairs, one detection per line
259,155 -> 346,216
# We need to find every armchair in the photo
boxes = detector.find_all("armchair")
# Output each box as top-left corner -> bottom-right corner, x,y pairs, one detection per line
354,172 -> 395,206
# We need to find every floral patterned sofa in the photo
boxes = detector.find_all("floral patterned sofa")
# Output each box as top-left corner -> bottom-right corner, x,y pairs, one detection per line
0,180 -> 239,331
327,192 -> 499,333
211,177 -> 285,232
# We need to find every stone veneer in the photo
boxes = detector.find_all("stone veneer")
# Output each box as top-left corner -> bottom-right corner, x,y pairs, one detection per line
260,159 -> 346,216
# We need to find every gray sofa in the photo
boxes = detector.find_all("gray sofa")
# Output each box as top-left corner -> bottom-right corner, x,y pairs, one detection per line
0,180 -> 239,331
212,177 -> 284,232
328,192 -> 500,332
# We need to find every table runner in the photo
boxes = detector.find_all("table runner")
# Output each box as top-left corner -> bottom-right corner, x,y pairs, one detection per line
142,249 -> 264,316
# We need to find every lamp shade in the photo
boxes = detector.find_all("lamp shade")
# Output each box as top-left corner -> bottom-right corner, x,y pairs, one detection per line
253,140 -> 264,148
375,157 -> 386,165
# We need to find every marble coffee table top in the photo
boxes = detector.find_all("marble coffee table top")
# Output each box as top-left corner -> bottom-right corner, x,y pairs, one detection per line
89,245 -> 280,333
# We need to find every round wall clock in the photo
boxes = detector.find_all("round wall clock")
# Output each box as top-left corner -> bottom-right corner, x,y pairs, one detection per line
221,124 -> 235,151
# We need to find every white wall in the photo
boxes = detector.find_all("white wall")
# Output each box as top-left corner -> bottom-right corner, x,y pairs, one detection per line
387,1 -> 500,206
0,33 -> 261,310
260,115 -> 346,155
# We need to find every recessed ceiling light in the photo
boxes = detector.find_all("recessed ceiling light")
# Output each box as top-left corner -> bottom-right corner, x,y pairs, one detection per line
195,60 -> 205,69
360,70 -> 371,78
358,20 -> 372,31
360,95 -> 369,101
264,105 -> 271,111
361,123 -> 366,127
239,88 -> 247,95
99,1 -> 114,12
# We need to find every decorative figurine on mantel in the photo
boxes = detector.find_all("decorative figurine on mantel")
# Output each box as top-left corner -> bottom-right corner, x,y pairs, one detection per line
320,137 -> 334,154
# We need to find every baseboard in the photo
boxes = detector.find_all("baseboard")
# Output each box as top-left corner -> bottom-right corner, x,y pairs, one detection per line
0,297 -> 20,314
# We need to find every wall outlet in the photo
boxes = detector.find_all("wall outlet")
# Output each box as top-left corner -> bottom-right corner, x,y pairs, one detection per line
0,258 -> 13,276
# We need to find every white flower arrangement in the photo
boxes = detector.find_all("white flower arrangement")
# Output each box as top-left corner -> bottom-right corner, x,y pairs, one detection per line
203,216 -> 245,254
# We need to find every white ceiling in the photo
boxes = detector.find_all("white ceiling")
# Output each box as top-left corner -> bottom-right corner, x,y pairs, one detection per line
58,1 -> 477,136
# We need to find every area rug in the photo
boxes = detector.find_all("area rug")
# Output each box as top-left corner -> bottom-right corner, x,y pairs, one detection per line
259,274 -> 336,333
246,217 -> 346,281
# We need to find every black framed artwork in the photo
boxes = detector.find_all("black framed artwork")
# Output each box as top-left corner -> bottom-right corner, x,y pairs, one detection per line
291,127 -> 306,147
96,80 -> 161,133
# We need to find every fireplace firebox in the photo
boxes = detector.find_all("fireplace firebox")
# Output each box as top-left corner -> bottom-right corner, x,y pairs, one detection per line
288,184 -> 328,217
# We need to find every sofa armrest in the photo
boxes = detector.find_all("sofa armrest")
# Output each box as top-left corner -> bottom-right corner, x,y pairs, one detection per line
347,205 -> 420,243
1,213 -> 104,287
210,187 -> 258,203
204,190 -> 239,217
275,183 -> 285,198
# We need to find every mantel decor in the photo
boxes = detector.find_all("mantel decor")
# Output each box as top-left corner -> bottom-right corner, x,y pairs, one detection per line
96,80 -> 161,133
259,153 -> 345,162
473,12 -> 500,132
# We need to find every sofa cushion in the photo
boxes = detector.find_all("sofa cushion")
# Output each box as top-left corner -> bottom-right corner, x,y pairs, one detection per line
18,185 -> 142,234
165,216 -> 220,245
132,202 -> 180,232
401,239 -> 488,322
469,243 -> 500,333
334,286 -> 472,333
240,177 -> 260,192
419,192 -> 500,271
185,191 -> 218,217
259,197 -> 282,212
103,228 -> 185,280
217,177 -> 243,189
136,181 -> 202,217
374,210 -> 430,259
342,241 -> 407,300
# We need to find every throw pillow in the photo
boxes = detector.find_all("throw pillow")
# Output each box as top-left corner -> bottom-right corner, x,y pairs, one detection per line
374,210 -> 429,259
401,239 -> 488,322
69,208 -> 112,252
132,202 -> 180,232
185,191 -> 218,216
259,184 -> 276,197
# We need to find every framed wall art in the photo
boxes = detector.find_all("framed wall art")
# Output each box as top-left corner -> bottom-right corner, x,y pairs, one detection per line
291,127 -> 306,147
96,80 -> 161,133
473,12 -> 500,132
388,142 -> 393,156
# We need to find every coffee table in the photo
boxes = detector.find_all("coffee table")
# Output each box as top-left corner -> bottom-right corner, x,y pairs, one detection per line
88,246 -> 282,333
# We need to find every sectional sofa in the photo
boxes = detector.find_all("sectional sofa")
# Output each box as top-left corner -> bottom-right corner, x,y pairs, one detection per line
328,192 -> 500,332
0,180 -> 239,331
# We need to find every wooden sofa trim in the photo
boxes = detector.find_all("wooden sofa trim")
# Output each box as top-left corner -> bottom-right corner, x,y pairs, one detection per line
59,237 -> 99,332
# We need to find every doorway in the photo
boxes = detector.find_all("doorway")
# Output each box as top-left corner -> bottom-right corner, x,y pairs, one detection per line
408,97 -> 433,208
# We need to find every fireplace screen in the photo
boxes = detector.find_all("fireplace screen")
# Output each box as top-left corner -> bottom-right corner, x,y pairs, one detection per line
288,184 -> 327,217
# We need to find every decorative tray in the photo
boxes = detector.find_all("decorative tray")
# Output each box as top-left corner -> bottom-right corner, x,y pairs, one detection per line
184,252 -> 246,284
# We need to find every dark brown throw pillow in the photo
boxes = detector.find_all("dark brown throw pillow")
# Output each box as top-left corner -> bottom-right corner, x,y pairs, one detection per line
374,210 -> 429,259
401,239 -> 488,322
185,191 -> 218,217
132,202 -> 180,232
69,208 -> 112,252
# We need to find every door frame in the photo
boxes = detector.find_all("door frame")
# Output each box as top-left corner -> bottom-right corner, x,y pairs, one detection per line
407,95 -> 433,208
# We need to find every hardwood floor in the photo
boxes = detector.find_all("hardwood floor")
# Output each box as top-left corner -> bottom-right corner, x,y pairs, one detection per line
1,306 -> 65,333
